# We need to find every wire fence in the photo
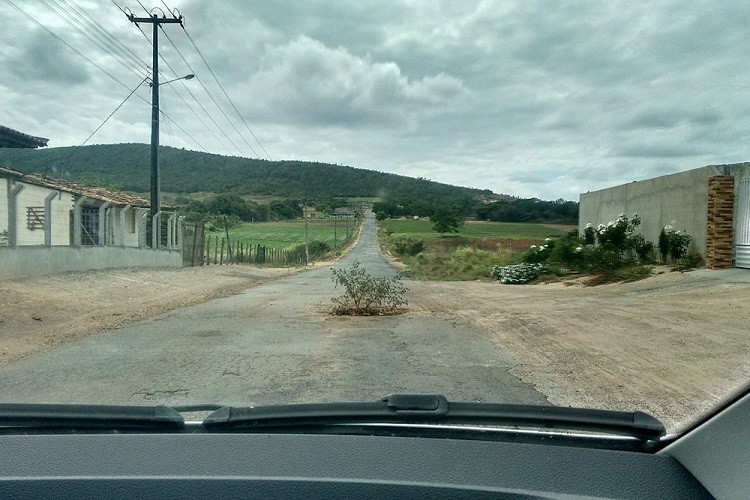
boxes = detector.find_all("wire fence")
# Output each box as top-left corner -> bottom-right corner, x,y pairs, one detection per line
203,236 -> 326,266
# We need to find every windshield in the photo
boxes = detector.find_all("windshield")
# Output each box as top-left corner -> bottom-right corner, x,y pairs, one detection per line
0,0 -> 748,440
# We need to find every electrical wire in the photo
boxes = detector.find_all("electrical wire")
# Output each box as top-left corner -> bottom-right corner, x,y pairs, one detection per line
182,26 -> 272,160
2,0 -> 139,93
39,0 -> 148,79
61,0 -> 150,72
131,1 -> 246,156
159,26 -> 252,157
80,77 -> 148,146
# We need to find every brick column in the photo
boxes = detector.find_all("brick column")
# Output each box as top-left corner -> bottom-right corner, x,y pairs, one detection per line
706,176 -> 734,269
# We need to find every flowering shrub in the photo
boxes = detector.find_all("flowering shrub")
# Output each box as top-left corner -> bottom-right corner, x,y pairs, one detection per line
490,263 -> 544,284
595,213 -> 641,254
658,225 -> 692,262
521,239 -> 553,263
583,223 -> 596,245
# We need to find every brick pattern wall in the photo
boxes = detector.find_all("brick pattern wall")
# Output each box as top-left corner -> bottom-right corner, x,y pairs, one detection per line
706,176 -> 734,269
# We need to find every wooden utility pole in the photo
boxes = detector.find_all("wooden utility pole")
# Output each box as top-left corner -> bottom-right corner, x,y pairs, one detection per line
304,206 -> 310,264
127,10 -> 183,247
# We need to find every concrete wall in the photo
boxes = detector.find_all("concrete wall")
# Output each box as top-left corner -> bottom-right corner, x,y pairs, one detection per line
579,166 -> 712,255
0,178 -> 7,239
14,183 -> 74,245
0,246 -> 182,280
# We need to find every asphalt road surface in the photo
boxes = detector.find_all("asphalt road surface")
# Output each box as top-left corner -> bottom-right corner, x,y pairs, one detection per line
0,214 -> 546,407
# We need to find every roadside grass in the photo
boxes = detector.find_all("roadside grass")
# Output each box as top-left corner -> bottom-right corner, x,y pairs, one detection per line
206,218 -> 358,250
378,219 -> 566,280
401,247 -> 522,281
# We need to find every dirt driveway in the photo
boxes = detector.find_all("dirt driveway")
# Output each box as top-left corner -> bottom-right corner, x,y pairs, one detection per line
410,269 -> 750,432
0,265 -> 300,365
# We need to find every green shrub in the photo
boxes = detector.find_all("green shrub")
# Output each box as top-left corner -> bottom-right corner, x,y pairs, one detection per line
594,213 -> 641,254
522,240 -> 554,263
658,226 -> 692,262
548,233 -> 585,269
331,262 -> 408,315
673,252 -> 703,271
581,246 -> 627,273
583,224 -> 596,245
391,236 -> 425,256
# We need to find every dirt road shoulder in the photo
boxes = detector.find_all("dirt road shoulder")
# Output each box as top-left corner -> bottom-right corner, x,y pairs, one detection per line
0,265 -> 301,365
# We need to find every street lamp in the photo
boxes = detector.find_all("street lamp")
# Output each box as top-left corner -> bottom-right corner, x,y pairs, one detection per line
148,72 -> 193,247
154,74 -> 194,86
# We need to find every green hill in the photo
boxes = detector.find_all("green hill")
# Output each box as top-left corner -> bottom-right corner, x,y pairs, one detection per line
0,143 -> 498,201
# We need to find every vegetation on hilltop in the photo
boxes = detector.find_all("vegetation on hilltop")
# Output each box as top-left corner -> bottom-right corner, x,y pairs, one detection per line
0,143 -> 496,201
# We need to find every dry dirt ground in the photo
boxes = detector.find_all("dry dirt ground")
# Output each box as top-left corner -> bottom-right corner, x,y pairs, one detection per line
2,245 -> 748,433
409,268 -> 750,433
0,265 -> 301,365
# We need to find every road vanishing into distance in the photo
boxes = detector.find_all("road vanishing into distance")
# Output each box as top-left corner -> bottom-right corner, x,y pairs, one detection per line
0,214 -> 546,407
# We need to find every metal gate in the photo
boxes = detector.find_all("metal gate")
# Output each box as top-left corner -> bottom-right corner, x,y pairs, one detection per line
736,179 -> 750,268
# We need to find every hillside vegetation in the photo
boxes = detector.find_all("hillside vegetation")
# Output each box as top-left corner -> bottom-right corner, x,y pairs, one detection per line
0,143 -> 495,201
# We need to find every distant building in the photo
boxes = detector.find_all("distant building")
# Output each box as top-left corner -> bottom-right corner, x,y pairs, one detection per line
579,163 -> 750,269
331,207 -> 355,217
0,125 -> 48,149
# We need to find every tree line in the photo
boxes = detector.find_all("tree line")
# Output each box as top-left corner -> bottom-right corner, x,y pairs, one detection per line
373,196 -> 578,225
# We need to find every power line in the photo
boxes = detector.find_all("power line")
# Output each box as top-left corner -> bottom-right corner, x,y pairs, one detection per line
158,28 -> 245,155
159,26 -> 253,157
2,0 -> 140,93
182,26 -> 272,160
61,0 -> 151,72
39,0 -> 148,79
132,1 -> 247,157
80,77 -> 148,146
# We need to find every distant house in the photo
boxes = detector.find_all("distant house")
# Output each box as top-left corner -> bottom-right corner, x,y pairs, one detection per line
331,207 -> 355,217
0,125 -> 49,149
1,166 -> 183,278
579,163 -> 750,269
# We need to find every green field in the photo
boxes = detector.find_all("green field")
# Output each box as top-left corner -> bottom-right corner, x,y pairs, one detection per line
206,218 -> 358,250
379,219 -> 571,240
379,219 -> 572,281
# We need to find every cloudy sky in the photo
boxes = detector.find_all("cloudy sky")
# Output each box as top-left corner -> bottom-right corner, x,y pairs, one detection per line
2,0 -> 750,200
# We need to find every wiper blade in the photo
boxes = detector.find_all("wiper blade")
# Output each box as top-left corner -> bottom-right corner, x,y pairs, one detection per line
203,394 -> 666,440
0,404 -> 184,431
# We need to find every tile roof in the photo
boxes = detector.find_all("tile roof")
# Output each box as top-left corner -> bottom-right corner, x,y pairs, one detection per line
0,125 -> 49,148
0,166 -> 159,208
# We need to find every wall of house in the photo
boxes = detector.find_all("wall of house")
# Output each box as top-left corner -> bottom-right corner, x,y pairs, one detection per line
1,180 -> 75,246
9,182 -> 74,246
0,246 -> 182,279
0,178 -> 8,240
579,166 -> 712,255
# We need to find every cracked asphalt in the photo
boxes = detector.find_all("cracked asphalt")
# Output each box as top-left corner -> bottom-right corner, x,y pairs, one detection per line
0,214 -> 546,407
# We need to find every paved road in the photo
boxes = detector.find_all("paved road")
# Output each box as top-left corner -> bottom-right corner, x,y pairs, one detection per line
0,214 -> 546,406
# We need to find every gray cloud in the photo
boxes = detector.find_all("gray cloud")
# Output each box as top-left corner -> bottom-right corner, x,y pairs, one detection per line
2,0 -> 750,200
5,32 -> 90,85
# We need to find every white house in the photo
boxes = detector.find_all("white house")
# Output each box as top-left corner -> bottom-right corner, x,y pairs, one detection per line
1,166 -> 184,278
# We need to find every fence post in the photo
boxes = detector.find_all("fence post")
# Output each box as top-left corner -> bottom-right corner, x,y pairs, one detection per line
219,238 -> 224,265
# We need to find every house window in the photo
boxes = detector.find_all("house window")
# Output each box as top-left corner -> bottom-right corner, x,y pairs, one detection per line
128,210 -> 136,234
26,207 -> 45,230
81,207 -> 99,245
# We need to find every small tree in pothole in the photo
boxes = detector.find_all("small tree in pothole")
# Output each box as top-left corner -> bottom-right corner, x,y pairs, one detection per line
330,262 -> 408,315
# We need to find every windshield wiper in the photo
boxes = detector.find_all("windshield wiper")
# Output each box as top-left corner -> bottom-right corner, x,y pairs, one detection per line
0,404 -> 184,431
203,394 -> 666,440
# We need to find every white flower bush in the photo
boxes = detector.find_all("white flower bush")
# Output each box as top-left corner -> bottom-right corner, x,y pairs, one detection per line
490,263 -> 544,284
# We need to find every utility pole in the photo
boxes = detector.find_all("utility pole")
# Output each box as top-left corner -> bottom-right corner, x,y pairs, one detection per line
304,205 -> 310,265
127,10 -> 183,247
